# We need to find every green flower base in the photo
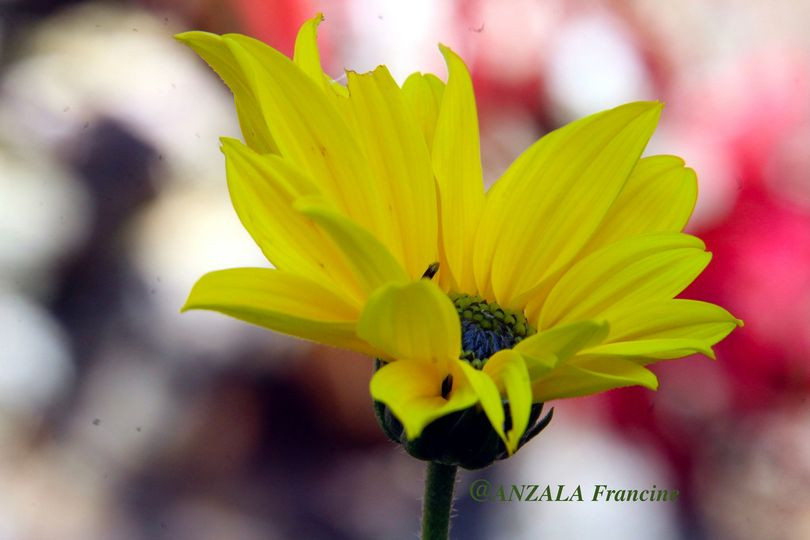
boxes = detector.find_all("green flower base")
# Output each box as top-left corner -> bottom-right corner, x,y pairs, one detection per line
373,361 -> 553,469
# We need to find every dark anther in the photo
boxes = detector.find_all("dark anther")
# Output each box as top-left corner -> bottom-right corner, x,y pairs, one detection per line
440,374 -> 453,399
422,262 -> 440,280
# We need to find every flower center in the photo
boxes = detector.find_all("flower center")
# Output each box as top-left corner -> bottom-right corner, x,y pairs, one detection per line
449,293 -> 535,369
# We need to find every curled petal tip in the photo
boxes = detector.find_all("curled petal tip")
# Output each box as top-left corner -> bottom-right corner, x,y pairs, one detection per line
437,43 -> 459,59
179,298 -> 193,313
174,30 -> 213,44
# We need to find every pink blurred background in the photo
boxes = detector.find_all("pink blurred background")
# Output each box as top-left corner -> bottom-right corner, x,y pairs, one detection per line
1,0 -> 809,538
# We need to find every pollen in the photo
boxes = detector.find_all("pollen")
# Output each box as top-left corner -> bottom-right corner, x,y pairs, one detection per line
449,293 -> 536,368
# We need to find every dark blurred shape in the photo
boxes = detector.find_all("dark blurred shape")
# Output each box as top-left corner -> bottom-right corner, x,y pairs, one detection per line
0,0 -> 85,60
49,118 -> 157,402
124,355 -> 386,540
2,0 -> 86,19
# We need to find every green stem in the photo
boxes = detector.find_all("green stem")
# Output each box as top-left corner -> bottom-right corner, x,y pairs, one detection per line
421,461 -> 458,540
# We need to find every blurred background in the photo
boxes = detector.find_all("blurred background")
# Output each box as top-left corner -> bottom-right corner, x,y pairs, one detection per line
1,0 -> 809,538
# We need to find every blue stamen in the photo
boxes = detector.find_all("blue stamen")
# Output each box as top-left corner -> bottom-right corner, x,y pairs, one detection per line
450,293 -> 535,369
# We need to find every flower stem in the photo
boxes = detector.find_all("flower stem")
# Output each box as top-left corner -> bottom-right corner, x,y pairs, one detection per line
421,461 -> 457,540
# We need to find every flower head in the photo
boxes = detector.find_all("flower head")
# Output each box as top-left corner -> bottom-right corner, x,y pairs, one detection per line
178,15 -> 741,465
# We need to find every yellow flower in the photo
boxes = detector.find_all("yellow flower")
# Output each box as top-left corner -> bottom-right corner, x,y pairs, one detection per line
178,15 -> 741,458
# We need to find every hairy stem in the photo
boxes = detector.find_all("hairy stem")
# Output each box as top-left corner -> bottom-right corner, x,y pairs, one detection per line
421,461 -> 458,540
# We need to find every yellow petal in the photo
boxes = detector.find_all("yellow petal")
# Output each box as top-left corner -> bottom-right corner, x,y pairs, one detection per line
370,359 -> 478,440
357,280 -> 460,364
346,66 -> 438,278
583,338 -> 716,362
432,45 -> 485,292
515,320 -> 609,379
290,12 -> 354,119
457,361 -> 506,444
221,34 -> 393,248
531,357 -> 658,402
175,31 -> 277,154
580,155 -> 697,256
221,138 -> 360,294
513,154 -> 699,309
293,13 -> 327,90
476,102 -> 662,307
483,350 -> 532,454
607,299 -> 743,343
182,268 -> 371,353
296,203 -> 409,296
537,233 -> 710,328
402,72 -> 445,150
